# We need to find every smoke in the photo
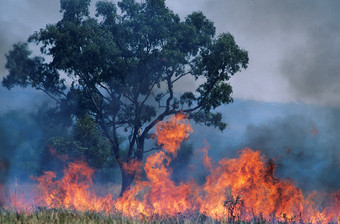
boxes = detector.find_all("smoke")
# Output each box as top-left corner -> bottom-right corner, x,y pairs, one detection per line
185,100 -> 340,193
278,1 -> 340,107
216,0 -> 340,107
168,0 -> 340,106
0,0 -> 61,78
169,0 -> 340,192
2,0 -> 340,106
0,0 -> 339,202
243,113 -> 340,192
0,86 -> 68,203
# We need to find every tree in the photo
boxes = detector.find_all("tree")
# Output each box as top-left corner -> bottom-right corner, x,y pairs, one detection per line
2,0 -> 248,195
45,115 -> 113,170
0,108 -> 65,180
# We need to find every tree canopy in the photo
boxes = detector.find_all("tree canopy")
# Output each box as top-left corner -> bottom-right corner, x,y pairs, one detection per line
2,0 -> 248,194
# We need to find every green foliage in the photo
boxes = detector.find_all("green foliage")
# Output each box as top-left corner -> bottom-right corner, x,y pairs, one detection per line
3,43 -> 66,96
3,0 -> 248,131
60,0 -> 91,22
2,0 -> 248,191
48,116 -> 112,168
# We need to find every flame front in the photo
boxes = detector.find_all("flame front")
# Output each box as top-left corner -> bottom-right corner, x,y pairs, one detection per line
4,114 -> 340,223
34,161 -> 114,213
115,113 -> 196,217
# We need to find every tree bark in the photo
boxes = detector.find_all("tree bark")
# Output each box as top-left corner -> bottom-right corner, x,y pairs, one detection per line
119,168 -> 135,197
119,136 -> 145,197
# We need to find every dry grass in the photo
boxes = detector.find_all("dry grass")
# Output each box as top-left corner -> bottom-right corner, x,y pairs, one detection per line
0,209 -> 129,224
0,209 -> 264,224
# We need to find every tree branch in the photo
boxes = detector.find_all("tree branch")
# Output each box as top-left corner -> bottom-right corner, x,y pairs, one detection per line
36,87 -> 61,103
141,72 -> 174,137
171,70 -> 192,84
141,81 -> 156,105
143,147 -> 162,154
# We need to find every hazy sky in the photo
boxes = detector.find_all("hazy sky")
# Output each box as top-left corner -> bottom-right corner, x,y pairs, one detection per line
1,0 -> 339,106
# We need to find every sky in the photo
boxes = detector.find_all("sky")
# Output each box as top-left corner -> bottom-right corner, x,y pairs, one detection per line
1,0 -> 340,106
0,0 -> 339,192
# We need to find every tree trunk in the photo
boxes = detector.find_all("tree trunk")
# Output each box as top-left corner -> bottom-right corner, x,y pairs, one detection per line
119,168 -> 135,197
0,159 -> 9,208
119,136 -> 145,197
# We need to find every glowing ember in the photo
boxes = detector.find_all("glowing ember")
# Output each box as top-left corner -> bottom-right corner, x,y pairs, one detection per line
4,114 -> 340,223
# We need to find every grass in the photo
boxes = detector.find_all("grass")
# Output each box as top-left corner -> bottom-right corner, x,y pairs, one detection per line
0,209 -> 129,224
0,209 -> 263,224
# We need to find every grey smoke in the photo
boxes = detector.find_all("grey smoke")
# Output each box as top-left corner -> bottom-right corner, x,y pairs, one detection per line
186,101 -> 340,193
0,0 -> 339,197
278,1 -> 340,107
0,0 -> 60,78
170,0 -> 340,107
241,111 -> 340,192
2,0 -> 340,106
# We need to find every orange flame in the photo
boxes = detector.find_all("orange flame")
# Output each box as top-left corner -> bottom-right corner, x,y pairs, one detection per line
122,159 -> 142,175
115,113 -> 196,217
200,148 -> 305,221
154,113 -> 193,156
4,114 -> 340,223
33,161 -> 114,213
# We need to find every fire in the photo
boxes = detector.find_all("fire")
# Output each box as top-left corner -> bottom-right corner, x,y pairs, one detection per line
35,161 -> 114,213
200,148 -> 305,221
122,159 -> 142,175
115,114 -> 196,217
3,114 -> 340,223
154,113 -> 193,156
5,162 -> 114,213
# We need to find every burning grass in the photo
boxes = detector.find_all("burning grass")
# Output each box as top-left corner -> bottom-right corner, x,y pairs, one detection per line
1,114 -> 340,223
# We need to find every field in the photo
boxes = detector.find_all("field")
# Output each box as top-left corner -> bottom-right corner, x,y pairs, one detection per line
0,209 -> 266,224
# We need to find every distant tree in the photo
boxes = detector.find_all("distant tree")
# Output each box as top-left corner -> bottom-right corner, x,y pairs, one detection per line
0,109 -> 64,179
46,115 -> 112,169
2,0 -> 248,195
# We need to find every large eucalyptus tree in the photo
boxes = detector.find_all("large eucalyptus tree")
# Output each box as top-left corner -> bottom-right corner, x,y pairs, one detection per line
3,0 -> 248,195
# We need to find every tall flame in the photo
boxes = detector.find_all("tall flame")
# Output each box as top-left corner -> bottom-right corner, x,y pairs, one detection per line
4,114 -> 340,223
115,113 -> 196,217
34,161 -> 114,213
